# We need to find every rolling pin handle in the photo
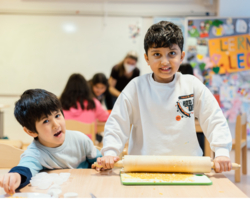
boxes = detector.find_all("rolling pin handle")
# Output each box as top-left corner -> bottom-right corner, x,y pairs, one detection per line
211,162 -> 241,170
93,160 -> 123,168
93,162 -> 102,168
114,160 -> 123,168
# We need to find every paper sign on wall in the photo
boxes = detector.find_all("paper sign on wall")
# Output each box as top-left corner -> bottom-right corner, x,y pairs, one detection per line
209,34 -> 250,74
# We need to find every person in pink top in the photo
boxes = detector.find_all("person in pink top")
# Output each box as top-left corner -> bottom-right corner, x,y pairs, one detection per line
60,73 -> 110,142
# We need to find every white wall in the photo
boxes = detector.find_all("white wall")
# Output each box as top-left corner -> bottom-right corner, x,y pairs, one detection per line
0,15 -> 144,95
218,0 -> 250,17
0,0 -> 217,143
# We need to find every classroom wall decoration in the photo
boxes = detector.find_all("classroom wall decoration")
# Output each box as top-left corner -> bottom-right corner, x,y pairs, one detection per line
186,17 -> 250,148
128,21 -> 141,43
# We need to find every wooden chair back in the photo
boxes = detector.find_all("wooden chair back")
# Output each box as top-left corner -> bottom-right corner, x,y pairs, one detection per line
233,113 -> 247,182
95,146 -> 102,151
0,139 -> 23,149
65,120 -> 96,144
0,143 -> 24,168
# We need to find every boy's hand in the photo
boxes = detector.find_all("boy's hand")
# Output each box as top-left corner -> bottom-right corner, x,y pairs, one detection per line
0,173 -> 21,195
213,156 -> 232,173
92,156 -> 120,171
91,163 -> 105,171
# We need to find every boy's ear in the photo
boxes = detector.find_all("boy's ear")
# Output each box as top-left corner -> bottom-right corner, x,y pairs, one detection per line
144,53 -> 150,65
180,51 -> 185,63
23,127 -> 38,138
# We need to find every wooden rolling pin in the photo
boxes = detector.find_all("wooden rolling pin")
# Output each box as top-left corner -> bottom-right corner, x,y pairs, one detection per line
94,155 -> 241,173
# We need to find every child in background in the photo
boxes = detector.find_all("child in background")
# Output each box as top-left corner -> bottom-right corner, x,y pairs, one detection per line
96,21 -> 232,173
0,89 -> 101,195
89,73 -> 113,110
89,73 -> 113,143
178,63 -> 193,75
60,74 -> 110,141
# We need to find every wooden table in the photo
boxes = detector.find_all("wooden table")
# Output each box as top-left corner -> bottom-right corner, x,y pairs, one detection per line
1,169 -> 242,198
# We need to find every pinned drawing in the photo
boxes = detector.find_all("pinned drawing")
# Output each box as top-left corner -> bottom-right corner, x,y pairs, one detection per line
236,19 -> 247,33
199,20 -> 212,38
188,20 -> 194,26
129,22 -> 141,42
197,38 -> 208,46
211,20 -> 224,37
202,57 -> 213,69
188,26 -> 200,38
223,18 -> 234,35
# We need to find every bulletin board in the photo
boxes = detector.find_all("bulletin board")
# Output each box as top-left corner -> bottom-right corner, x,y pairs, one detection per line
186,17 -> 250,147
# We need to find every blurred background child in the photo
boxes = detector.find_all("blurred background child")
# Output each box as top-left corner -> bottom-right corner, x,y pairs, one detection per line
89,73 -> 113,110
60,73 -> 110,142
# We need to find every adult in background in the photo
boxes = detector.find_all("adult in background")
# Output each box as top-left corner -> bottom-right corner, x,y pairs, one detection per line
109,51 -> 140,104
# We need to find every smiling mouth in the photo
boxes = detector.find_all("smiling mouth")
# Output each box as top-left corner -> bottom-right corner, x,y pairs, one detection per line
160,67 -> 171,72
54,131 -> 62,137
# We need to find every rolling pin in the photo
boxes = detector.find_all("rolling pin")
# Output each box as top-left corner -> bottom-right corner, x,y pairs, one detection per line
94,155 -> 241,173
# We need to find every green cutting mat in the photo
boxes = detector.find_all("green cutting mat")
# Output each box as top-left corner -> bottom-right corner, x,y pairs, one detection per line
120,171 -> 212,185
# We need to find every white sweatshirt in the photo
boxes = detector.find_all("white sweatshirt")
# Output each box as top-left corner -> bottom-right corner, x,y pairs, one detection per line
102,72 -> 232,158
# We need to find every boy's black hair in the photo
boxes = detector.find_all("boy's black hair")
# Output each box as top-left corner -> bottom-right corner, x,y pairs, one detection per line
144,21 -> 184,55
14,89 -> 63,134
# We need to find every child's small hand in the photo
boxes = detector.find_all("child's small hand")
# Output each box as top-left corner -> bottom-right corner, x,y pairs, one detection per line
95,156 -> 120,171
0,173 -> 21,195
91,163 -> 105,171
213,156 -> 232,173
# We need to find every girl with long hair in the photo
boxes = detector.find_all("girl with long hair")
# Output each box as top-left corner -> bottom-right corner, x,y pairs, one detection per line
60,73 -> 109,141
89,73 -> 113,110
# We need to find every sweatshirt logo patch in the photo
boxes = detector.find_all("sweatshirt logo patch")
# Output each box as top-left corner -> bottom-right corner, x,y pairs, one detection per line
176,94 -> 194,120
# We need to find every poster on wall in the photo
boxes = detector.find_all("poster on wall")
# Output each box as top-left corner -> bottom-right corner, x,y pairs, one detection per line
186,17 -> 250,148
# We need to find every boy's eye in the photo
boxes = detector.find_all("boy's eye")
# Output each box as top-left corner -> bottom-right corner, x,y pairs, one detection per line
43,120 -> 49,124
169,51 -> 176,56
55,114 -> 61,118
154,53 -> 160,57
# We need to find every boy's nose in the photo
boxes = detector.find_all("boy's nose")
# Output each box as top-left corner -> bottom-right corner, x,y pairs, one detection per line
161,58 -> 169,65
52,120 -> 60,130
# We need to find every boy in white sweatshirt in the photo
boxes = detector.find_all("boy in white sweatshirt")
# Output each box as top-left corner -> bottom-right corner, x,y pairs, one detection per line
96,21 -> 232,173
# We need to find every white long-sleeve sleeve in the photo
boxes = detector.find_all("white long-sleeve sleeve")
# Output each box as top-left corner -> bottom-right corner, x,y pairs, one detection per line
193,78 -> 232,158
101,92 -> 133,156
101,72 -> 232,158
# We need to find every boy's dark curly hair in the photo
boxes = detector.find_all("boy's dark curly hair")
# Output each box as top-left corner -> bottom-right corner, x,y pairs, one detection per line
14,89 -> 63,134
144,21 -> 184,55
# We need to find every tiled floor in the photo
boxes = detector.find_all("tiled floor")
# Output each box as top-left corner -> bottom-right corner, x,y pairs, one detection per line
223,149 -> 250,197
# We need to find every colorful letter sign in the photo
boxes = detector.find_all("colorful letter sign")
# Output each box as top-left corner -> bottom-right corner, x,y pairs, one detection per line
209,34 -> 250,74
